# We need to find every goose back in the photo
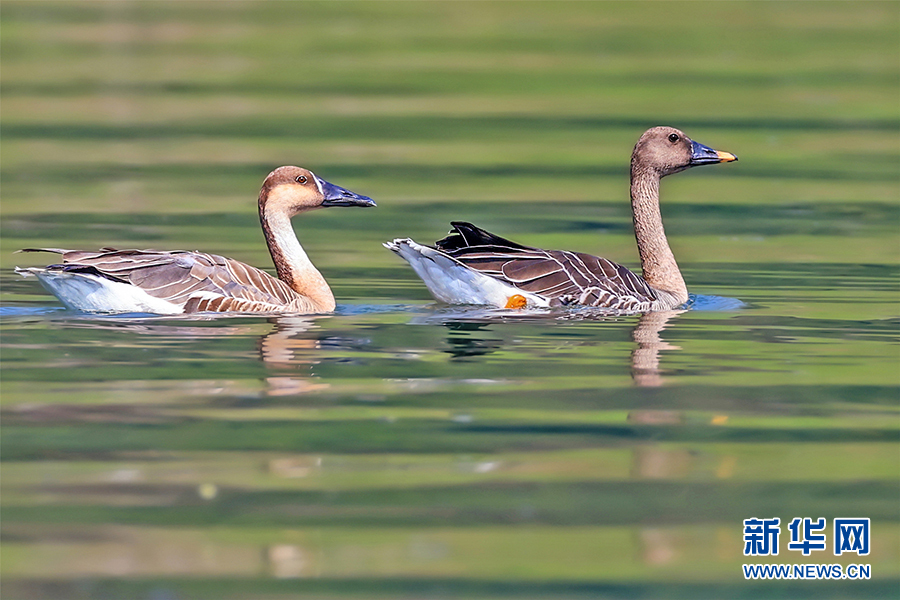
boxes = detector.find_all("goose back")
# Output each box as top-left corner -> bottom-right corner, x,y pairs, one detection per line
434,222 -> 659,311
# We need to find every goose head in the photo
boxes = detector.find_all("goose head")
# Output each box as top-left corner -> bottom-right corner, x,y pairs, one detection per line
632,126 -> 737,178
259,165 -> 376,217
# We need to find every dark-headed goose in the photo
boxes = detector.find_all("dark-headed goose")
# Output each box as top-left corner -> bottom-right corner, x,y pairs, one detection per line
385,127 -> 736,312
17,166 -> 375,314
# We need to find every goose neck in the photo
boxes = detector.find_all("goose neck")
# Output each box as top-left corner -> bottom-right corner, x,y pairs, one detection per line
630,167 -> 688,305
259,207 -> 335,312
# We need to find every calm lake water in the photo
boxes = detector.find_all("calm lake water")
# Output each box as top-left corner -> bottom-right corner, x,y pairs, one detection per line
2,1 -> 898,598
2,199 -> 898,599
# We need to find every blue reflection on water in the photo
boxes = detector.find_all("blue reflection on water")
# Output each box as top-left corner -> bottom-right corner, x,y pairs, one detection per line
0,305 -> 68,318
684,294 -> 746,311
0,294 -> 744,321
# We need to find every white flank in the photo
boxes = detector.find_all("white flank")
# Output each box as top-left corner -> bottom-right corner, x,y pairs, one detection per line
16,268 -> 183,314
383,239 -> 548,308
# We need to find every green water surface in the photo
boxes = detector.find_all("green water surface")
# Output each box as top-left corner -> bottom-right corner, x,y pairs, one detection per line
1,2 -> 898,599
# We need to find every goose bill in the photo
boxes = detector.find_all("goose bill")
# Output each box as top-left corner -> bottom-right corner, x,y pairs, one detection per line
690,140 -> 738,166
319,178 -> 377,207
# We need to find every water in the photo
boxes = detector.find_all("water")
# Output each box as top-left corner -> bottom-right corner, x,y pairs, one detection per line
2,213 -> 897,598
2,1 -> 898,598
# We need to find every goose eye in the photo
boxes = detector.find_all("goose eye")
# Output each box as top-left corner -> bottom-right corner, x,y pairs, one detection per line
667,133 -> 679,143
295,175 -> 308,184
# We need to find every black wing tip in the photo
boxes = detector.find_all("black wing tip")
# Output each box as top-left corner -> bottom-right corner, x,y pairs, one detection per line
437,221 -> 538,254
35,263 -> 130,284
437,222 -> 492,252
435,232 -> 464,252
449,220 -> 476,229
16,247 -> 69,255
435,222 -> 480,252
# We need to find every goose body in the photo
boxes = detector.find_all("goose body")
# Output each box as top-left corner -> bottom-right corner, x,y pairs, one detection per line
17,166 -> 375,314
385,127 -> 736,312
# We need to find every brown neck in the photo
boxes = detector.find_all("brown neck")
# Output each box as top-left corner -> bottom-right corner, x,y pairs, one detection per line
259,205 -> 335,312
630,166 -> 688,304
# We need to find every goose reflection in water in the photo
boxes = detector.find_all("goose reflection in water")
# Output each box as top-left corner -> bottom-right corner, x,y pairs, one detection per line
629,310 -> 683,388
12,302 -> 701,411
9,301 -> 720,415
256,315 -> 330,396
12,314 -> 339,401
424,306 -> 685,388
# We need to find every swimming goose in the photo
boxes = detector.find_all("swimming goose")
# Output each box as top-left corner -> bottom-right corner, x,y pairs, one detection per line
16,166 -> 375,314
384,126 -> 736,312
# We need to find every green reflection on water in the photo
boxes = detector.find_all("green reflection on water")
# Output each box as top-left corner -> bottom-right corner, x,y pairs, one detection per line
2,1 -> 899,599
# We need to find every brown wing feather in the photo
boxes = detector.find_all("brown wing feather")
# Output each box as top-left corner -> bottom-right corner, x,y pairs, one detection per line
23,248 -> 299,312
434,223 -> 658,309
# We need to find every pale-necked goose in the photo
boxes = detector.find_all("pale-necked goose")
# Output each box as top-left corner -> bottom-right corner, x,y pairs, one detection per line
384,127 -> 736,312
16,166 -> 375,314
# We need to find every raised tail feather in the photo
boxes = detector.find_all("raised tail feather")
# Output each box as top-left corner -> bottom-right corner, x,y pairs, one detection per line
436,222 -> 534,253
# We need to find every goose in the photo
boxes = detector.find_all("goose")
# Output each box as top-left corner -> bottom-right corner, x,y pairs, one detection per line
384,126 -> 736,312
16,166 -> 375,314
